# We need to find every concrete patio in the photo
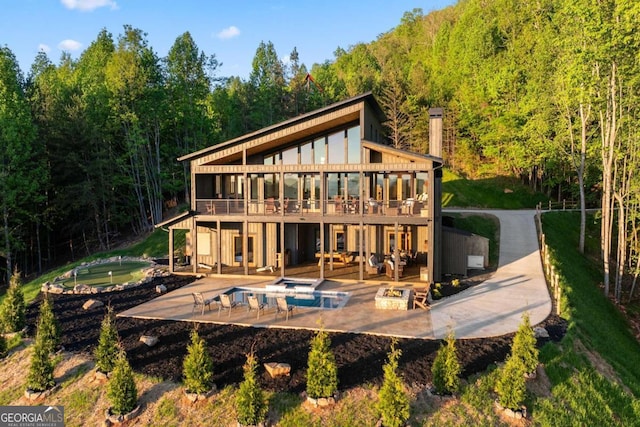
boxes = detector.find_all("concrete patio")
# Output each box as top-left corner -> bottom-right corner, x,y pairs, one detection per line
118,210 -> 552,340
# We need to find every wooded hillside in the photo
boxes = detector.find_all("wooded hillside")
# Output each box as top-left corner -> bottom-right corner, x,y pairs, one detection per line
1,0 -> 639,301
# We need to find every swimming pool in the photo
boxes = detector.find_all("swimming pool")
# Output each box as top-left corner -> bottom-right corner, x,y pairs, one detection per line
222,285 -> 350,309
265,277 -> 324,292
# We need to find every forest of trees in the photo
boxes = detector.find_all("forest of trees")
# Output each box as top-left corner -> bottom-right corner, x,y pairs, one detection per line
1,0 -> 639,301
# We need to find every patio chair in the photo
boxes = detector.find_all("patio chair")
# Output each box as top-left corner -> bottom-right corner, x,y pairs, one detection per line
247,295 -> 266,319
275,297 -> 295,321
192,292 -> 215,315
413,287 -> 430,310
218,293 -> 238,317
265,197 -> 276,214
385,259 -> 404,279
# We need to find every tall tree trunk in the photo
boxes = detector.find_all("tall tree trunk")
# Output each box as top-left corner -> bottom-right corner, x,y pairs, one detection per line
600,62 -> 618,297
3,205 -> 12,284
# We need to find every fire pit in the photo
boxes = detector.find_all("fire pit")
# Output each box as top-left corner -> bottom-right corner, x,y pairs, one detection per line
375,287 -> 410,310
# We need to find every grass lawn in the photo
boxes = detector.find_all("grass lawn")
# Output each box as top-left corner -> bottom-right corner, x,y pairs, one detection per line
54,261 -> 152,288
442,169 -> 549,209
534,211 -> 640,425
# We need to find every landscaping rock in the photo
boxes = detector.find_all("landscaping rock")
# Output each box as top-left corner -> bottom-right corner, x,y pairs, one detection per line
74,284 -> 92,294
534,326 -> 549,338
45,283 -> 65,294
155,284 -> 167,294
105,405 -> 141,425
82,299 -> 104,310
264,362 -> 291,378
139,335 -> 159,347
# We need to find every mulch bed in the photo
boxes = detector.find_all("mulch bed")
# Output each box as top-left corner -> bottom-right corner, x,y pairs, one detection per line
25,274 -> 566,393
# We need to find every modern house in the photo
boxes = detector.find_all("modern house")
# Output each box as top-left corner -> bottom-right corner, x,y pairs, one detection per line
159,92 -> 444,283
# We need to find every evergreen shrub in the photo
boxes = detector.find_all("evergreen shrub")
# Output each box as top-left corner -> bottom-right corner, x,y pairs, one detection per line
511,312 -> 539,374
495,355 -> 527,410
235,352 -> 267,426
36,295 -> 59,355
306,328 -> 338,399
377,341 -> 410,427
182,328 -> 214,394
431,331 -> 461,395
94,306 -> 119,373
107,348 -> 138,415
0,270 -> 26,333
26,334 -> 55,392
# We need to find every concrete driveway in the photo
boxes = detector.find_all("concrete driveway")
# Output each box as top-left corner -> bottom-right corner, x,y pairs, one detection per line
430,209 -> 552,338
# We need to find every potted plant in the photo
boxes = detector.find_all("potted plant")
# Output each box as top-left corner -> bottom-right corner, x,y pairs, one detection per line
182,328 -> 216,402
305,328 -> 338,406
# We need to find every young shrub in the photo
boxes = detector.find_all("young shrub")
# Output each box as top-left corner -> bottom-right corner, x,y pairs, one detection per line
495,356 -> 527,410
182,328 -> 214,394
306,328 -> 338,399
377,341 -> 410,427
26,333 -> 56,392
0,269 -> 26,333
511,312 -> 539,375
94,307 -> 120,374
36,295 -> 60,355
107,348 -> 138,415
431,331 -> 461,395
235,352 -> 267,426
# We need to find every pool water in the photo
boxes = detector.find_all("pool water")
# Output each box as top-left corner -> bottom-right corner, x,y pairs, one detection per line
223,286 -> 350,309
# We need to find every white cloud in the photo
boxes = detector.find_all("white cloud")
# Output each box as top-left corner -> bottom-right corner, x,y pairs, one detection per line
217,26 -> 240,40
61,0 -> 118,11
38,44 -> 51,53
58,39 -> 83,52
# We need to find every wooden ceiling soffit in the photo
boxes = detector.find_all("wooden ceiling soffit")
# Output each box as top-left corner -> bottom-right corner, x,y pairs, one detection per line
194,104 -> 362,167
362,140 -> 441,163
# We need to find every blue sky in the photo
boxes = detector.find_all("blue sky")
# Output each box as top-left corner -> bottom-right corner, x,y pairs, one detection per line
2,0 -> 456,80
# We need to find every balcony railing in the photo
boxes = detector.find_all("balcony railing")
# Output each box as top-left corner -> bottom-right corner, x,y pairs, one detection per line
195,197 -> 428,218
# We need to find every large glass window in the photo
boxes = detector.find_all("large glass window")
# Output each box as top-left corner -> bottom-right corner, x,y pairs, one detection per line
249,174 -> 259,200
284,173 -> 298,200
416,172 -> 429,197
346,173 -> 360,198
347,126 -> 360,163
326,173 -> 342,199
388,174 -> 399,201
281,145 -> 297,165
264,173 -> 279,198
314,137 -> 325,164
300,141 -> 312,164
264,153 -> 278,165
327,130 -> 345,164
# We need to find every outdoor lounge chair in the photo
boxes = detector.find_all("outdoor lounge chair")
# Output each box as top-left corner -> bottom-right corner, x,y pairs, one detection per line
247,295 -> 266,319
275,297 -> 294,321
413,287 -> 430,310
385,259 -> 404,278
218,293 -> 238,317
192,292 -> 215,315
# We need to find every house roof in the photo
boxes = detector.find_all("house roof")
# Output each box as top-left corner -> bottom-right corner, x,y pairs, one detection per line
362,140 -> 443,164
155,210 -> 193,229
178,92 -> 385,163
